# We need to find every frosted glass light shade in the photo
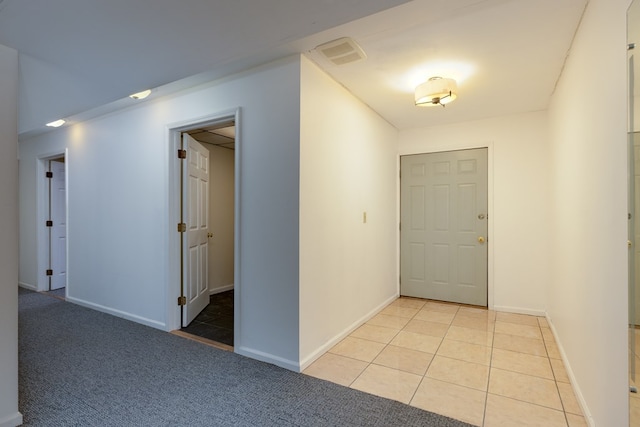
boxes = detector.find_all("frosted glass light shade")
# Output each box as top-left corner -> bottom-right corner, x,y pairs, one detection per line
415,77 -> 458,106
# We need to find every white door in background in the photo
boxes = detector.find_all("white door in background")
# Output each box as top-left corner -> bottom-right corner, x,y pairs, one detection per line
183,134 -> 211,326
50,160 -> 66,290
400,149 -> 488,306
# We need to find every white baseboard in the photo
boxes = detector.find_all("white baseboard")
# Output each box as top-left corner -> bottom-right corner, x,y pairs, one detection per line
18,282 -> 37,291
545,314 -> 594,427
493,305 -> 546,317
66,296 -> 166,331
235,345 -> 300,372
210,284 -> 234,295
0,412 -> 23,427
299,293 -> 399,371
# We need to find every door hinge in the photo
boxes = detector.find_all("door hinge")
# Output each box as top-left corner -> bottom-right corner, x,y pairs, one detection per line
177,222 -> 186,232
46,220 -> 53,227
177,149 -> 187,159
46,269 -> 53,276
46,171 -> 53,178
177,296 -> 187,306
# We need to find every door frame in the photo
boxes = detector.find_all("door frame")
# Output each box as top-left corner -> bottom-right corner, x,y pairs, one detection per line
398,141 -> 494,309
36,150 -> 69,292
166,109 -> 241,337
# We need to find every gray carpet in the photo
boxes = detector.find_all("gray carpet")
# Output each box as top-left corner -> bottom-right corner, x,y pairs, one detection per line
18,289 -> 473,426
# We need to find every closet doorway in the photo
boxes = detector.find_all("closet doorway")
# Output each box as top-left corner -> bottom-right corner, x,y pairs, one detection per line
179,123 -> 236,348
38,154 -> 67,300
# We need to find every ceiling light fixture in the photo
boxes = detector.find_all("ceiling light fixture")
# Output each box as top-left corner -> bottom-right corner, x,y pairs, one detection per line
129,89 -> 151,100
46,119 -> 66,128
415,77 -> 457,107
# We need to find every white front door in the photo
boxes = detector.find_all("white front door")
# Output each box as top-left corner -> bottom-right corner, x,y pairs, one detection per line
183,134 -> 211,325
400,149 -> 488,306
50,160 -> 66,291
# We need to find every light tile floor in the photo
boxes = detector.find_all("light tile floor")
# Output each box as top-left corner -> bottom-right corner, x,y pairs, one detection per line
304,297 -> 587,427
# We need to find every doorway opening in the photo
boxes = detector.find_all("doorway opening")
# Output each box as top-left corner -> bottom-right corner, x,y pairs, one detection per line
37,153 -> 68,299
399,148 -> 489,307
173,117 -> 237,349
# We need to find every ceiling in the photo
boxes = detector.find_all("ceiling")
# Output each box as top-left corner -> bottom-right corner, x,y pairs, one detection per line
189,126 -> 236,150
0,0 -> 586,138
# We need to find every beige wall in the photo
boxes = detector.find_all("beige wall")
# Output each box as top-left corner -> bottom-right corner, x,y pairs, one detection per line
208,144 -> 235,293
399,111 -> 551,315
547,0 -> 630,425
299,56 -> 399,367
0,43 -> 21,427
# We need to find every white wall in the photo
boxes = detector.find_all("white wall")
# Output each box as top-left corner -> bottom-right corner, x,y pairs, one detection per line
399,111 -> 550,314
547,0 -> 630,425
299,56 -> 399,366
208,144 -> 235,293
19,56 -> 302,370
0,44 -> 22,427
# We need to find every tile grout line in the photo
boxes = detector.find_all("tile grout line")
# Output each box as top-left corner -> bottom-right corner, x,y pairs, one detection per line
496,317 -> 571,422
345,300 -> 412,390
485,316 -> 572,426
406,304 -> 455,409
542,320 -> 571,427
405,305 -> 430,406
480,315 -> 496,427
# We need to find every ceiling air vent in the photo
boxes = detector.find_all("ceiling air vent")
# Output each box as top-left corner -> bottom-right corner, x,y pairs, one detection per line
314,37 -> 367,66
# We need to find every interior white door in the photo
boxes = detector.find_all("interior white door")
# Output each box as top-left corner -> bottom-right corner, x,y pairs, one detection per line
183,134 -> 211,326
50,160 -> 66,291
400,149 -> 488,306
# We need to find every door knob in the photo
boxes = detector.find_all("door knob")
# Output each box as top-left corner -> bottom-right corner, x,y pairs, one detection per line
478,236 -> 486,244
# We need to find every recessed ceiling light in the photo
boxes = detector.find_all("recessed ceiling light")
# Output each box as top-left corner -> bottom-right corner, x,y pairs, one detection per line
46,119 -> 65,128
129,89 -> 151,100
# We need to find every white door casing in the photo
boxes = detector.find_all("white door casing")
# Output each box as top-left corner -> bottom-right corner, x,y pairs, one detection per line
50,160 -> 66,291
400,149 -> 488,306
183,134 -> 211,325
